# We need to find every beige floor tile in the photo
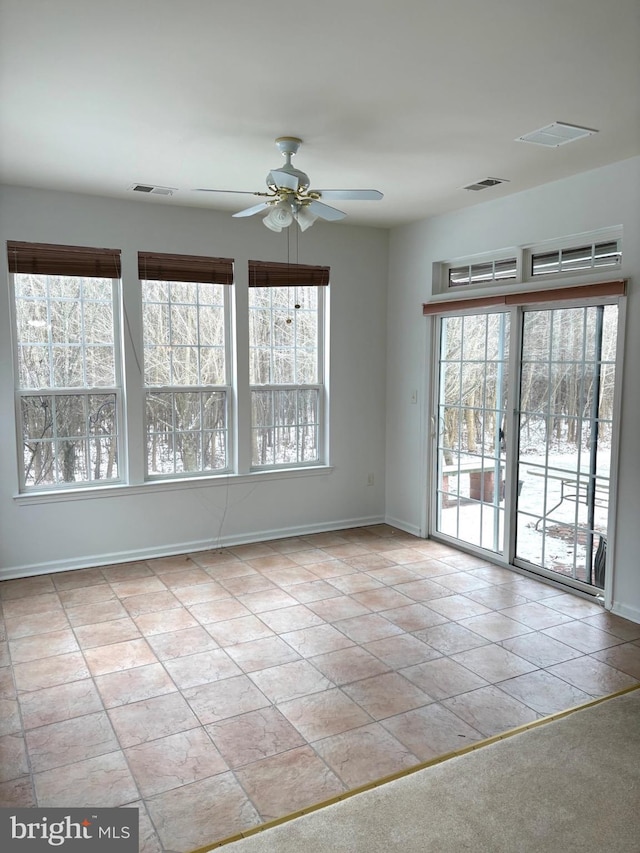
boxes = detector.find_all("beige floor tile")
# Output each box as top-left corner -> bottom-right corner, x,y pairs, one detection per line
401,657 -> 488,700
342,672 -> 432,720
452,644 -> 538,681
278,688 -> 371,741
65,599 -> 128,627
392,578 -> 452,602
235,745 -> 345,822
127,801 -> 163,853
133,607 -> 198,636
228,543 -> 278,559
160,568 -> 214,589
245,554 -> 298,572
122,591 -> 183,617
206,615 -> 274,647
332,613 -> 404,644
579,612 -> 640,642
413,622 -> 489,655
281,624 -> 355,657
2,593 -> 63,619
381,603 -> 449,632
110,577 -> 168,599
84,638 -> 158,676
308,646 -> 390,685
345,555 -> 401,573
226,636 -> 301,673
146,626 -> 219,661
236,588 -> 299,613
423,594 -> 492,620
363,634 -> 441,668
287,549 -> 335,566
541,593 -> 606,619
171,581 -> 231,607
125,727 -> 227,796
442,685 -> 538,736
33,750 -> 138,807
95,662 -> 177,707
5,610 -> 70,641
257,604 -> 324,633
498,601 -> 574,629
207,706 -> 305,768
248,660 -> 333,704
498,670 -> 593,714
100,562 -> 154,583
313,722 -> 419,788
0,698 -> 21,736
146,771 -> 261,851
307,595 -> 371,622
73,617 -> 141,649
9,628 -> 79,664
18,679 -> 103,729
219,574 -> 278,596
457,612 -> 533,642
591,642 -> 640,679
0,734 -> 29,782
0,668 -> 15,699
305,560 -> 358,580
547,656 -> 639,696
381,702 -> 484,761
52,568 -> 107,591
0,776 -> 36,807
147,555 -> 197,575
26,711 -> 120,772
463,586 -> 530,610
0,576 -> 57,601
431,572 -> 493,593
542,621 -> 625,654
289,579 -> 344,602
352,587 -> 415,612
163,648 -> 241,690
58,585 -> 116,609
326,573 -> 383,594
13,652 -> 90,692
402,559 -> 459,578
500,633 -> 582,668
108,693 -> 200,748
187,598 -> 252,625
183,674 -> 270,725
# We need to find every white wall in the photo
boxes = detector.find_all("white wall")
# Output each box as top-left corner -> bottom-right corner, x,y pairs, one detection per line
0,187 -> 389,577
386,156 -> 640,623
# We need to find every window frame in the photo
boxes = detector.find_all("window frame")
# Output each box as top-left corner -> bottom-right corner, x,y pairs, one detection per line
139,253 -> 234,481
8,244 -> 124,493
434,228 -> 622,296
247,265 -> 328,471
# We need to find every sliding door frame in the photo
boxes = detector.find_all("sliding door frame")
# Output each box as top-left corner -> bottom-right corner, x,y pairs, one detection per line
424,283 -> 627,608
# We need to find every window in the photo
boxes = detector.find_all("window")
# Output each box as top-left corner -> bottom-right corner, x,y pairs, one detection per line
436,231 -> 622,295
248,260 -> 328,468
8,242 -> 122,489
8,245 -> 329,493
531,240 -> 621,277
448,257 -> 517,288
139,252 -> 233,478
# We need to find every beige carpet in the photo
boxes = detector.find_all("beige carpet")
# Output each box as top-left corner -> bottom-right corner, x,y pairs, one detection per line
198,685 -> 640,853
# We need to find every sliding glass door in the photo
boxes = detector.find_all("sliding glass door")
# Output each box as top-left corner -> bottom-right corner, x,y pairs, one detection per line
435,312 -> 509,554
433,301 -> 619,594
514,305 -> 618,588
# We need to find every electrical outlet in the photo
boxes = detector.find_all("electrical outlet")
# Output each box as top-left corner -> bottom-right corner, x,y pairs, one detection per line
410,390 -> 418,404
367,473 -> 374,486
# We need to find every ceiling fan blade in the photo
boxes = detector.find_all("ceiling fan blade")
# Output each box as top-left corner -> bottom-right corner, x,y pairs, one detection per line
311,189 -> 384,201
269,170 -> 299,191
232,202 -> 270,218
307,200 -> 347,221
193,188 -> 259,194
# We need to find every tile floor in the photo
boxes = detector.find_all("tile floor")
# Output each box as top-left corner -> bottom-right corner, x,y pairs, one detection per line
1,525 -> 640,852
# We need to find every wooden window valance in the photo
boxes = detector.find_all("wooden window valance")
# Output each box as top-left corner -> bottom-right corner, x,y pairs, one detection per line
138,252 -> 234,285
248,260 -> 330,287
422,280 -> 626,315
8,241 -> 122,278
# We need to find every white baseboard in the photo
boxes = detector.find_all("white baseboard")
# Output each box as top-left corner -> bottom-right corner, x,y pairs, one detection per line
384,515 -> 423,538
610,601 -> 640,626
0,515 -> 386,581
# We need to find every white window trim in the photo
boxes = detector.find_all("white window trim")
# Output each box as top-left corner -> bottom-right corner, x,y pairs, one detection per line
10,272 -> 125,493
434,227 -> 623,297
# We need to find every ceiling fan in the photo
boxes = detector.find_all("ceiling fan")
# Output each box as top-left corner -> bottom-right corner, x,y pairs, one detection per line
194,137 -> 383,231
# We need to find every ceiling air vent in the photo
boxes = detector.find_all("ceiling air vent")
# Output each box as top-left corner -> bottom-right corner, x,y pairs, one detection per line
129,184 -> 175,196
516,122 -> 598,147
463,177 -> 509,192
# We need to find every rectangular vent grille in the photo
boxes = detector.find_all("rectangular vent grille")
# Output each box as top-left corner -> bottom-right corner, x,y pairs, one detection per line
516,121 -> 598,147
129,184 -> 175,196
449,257 -> 518,287
532,241 -> 621,276
463,177 -> 509,192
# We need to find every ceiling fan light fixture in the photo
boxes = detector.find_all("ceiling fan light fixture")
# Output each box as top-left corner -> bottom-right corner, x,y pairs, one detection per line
294,205 -> 318,232
263,201 -> 293,231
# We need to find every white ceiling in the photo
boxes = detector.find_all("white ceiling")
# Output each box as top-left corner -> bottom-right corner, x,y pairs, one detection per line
1,0 -> 639,228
